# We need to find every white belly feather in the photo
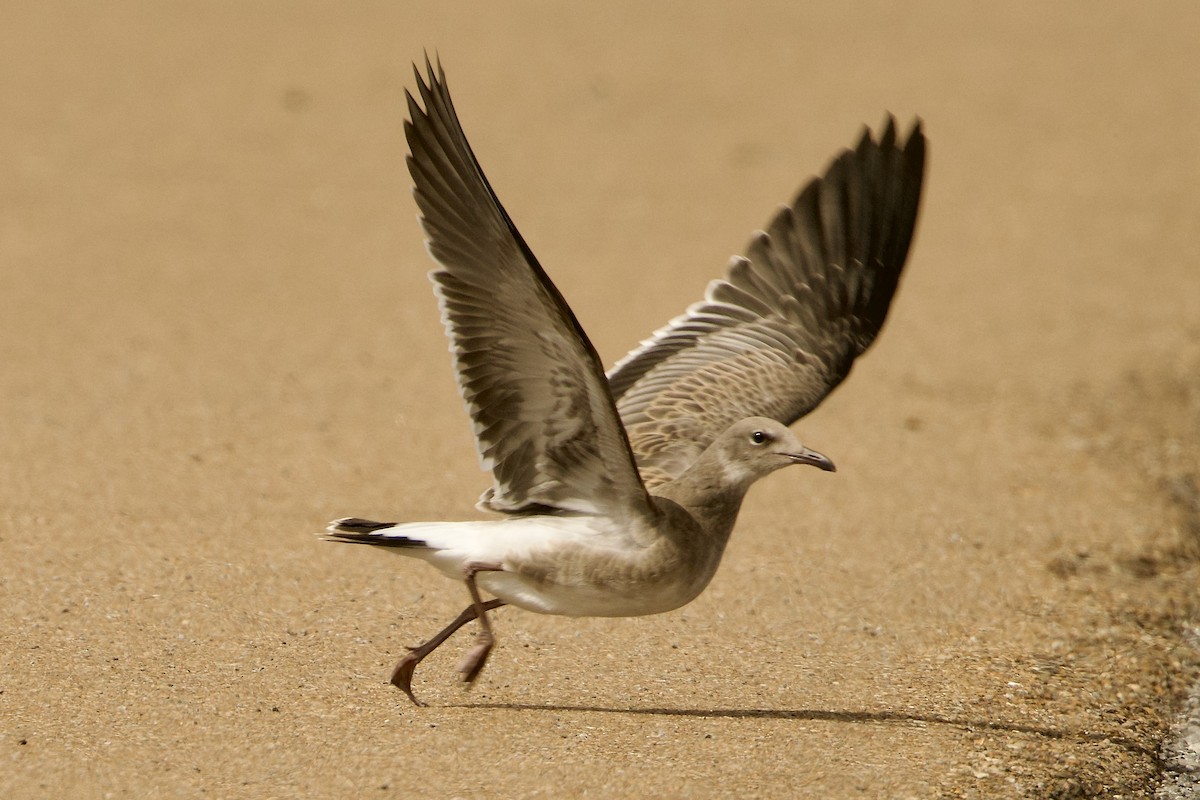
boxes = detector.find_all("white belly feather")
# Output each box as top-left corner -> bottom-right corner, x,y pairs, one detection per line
376,515 -> 712,618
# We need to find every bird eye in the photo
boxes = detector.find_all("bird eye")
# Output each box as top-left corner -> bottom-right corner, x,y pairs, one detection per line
750,430 -> 768,445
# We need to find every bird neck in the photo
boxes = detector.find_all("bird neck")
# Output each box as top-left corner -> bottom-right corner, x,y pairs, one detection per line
653,453 -> 752,544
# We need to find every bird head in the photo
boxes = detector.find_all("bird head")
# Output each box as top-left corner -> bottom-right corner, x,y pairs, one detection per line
717,417 -> 836,486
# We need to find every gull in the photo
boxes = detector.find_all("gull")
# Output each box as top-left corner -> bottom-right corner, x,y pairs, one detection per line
326,57 -> 926,706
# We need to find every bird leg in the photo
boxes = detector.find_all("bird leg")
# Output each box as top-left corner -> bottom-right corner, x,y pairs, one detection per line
390,562 -> 505,705
455,561 -> 505,685
390,592 -> 506,707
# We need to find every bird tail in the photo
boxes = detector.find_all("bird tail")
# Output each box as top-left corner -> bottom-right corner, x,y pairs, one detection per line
324,517 -> 429,548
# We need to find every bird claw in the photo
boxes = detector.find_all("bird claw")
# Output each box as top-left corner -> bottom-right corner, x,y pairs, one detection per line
390,652 -> 427,707
456,638 -> 493,685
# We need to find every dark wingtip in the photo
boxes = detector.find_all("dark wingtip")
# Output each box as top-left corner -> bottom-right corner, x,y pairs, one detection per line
890,115 -> 925,174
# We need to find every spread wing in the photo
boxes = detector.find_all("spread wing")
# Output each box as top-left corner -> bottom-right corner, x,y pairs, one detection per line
406,58 -> 652,518
607,117 -> 926,486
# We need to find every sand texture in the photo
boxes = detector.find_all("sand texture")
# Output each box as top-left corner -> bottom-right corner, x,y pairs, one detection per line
3,2 -> 1199,797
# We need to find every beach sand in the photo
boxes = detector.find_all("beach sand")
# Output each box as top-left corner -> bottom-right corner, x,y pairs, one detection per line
2,2 -> 1198,796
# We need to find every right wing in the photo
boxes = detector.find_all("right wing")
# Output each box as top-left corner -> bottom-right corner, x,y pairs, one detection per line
406,58 -> 652,519
607,117 -> 926,486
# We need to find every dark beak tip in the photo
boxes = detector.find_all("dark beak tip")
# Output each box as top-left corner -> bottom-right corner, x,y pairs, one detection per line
813,457 -> 836,473
791,450 -> 836,473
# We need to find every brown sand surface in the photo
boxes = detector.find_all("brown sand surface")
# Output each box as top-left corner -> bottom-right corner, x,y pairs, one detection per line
3,2 -> 1199,797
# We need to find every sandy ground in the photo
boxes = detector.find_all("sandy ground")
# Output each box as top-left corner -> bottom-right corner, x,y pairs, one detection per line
3,2 -> 1199,797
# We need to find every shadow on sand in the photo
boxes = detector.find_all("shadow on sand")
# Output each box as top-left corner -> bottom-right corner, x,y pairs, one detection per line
458,702 -> 1153,758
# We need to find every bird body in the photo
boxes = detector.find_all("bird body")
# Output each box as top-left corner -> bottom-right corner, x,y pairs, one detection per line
336,418 -> 829,619
326,57 -> 925,705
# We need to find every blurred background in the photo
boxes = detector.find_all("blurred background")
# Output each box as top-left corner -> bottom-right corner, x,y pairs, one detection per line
2,2 -> 1197,797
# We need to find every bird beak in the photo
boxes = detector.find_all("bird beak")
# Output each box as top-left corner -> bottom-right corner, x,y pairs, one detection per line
788,446 -> 836,473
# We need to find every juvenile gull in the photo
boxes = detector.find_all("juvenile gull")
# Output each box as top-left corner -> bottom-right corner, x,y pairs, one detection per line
327,58 -> 926,706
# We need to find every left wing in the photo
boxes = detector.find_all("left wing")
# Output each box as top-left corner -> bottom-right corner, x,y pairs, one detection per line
607,117 -> 926,486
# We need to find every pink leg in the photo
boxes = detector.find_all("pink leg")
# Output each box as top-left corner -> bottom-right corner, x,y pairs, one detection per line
455,561 -> 504,684
388,561 -> 505,706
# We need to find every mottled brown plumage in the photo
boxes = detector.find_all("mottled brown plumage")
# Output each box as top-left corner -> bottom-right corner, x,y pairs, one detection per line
608,116 -> 925,486
326,57 -> 925,705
